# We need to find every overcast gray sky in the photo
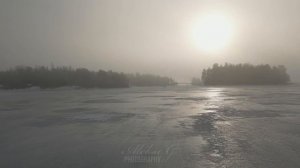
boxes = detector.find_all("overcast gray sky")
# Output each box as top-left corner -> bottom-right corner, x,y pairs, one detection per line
1,0 -> 300,82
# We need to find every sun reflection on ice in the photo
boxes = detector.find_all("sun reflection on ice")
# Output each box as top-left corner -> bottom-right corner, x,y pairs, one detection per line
206,88 -> 224,101
205,88 -> 225,113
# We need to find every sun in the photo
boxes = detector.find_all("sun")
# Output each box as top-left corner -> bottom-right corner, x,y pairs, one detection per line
192,13 -> 234,53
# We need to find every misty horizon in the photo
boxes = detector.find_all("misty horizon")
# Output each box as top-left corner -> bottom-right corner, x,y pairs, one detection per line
1,0 -> 300,82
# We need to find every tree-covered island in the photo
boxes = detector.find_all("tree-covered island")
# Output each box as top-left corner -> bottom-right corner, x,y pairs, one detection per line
201,63 -> 290,85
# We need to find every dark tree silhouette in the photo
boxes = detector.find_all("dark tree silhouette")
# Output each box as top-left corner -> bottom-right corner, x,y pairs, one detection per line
0,66 -> 178,89
201,63 -> 290,85
127,73 -> 177,86
0,66 -> 129,89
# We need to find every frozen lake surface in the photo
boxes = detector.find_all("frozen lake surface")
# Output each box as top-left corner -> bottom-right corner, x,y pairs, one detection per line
0,85 -> 300,168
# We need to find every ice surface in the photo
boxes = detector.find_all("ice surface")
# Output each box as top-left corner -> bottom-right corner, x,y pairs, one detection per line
0,85 -> 300,168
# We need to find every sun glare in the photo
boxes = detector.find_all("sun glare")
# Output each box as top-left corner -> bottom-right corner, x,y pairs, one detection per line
192,13 -> 234,53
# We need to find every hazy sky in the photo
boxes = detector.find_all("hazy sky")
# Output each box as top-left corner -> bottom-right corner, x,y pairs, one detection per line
1,0 -> 300,82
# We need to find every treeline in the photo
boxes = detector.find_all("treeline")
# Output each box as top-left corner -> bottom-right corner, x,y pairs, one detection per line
127,73 -> 177,86
201,63 -> 290,85
0,66 -> 177,89
0,66 -> 129,89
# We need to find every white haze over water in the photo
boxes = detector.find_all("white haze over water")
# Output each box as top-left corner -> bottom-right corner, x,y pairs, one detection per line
0,0 -> 300,82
